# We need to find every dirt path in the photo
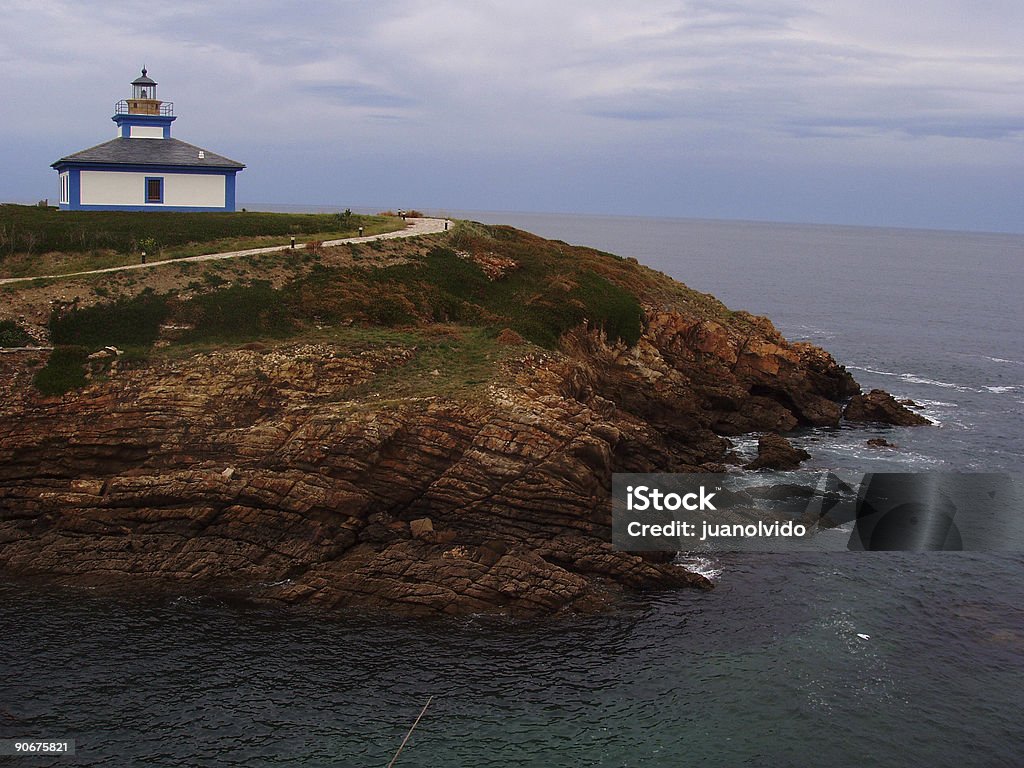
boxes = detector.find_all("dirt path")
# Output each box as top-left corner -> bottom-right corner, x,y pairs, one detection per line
0,217 -> 450,286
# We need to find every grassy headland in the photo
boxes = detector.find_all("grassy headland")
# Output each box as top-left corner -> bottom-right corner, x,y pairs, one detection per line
1,218 -> 751,401
0,204 -> 401,278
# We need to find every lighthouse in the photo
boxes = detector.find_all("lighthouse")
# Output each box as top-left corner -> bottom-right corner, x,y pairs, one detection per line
114,67 -> 176,139
51,69 -> 245,211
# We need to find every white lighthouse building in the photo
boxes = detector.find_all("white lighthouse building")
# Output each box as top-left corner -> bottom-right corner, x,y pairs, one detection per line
51,69 -> 245,211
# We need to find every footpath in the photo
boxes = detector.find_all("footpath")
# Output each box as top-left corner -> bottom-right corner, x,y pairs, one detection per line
0,217 -> 450,286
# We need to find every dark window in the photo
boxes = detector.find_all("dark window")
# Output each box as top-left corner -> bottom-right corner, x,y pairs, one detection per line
145,177 -> 163,203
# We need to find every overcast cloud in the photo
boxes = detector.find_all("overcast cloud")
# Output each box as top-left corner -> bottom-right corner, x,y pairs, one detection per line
2,0 -> 1022,231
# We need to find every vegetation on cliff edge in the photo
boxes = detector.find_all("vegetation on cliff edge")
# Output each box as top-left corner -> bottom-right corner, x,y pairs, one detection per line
0,204 -> 400,278
0,319 -> 35,347
28,222 -> 732,395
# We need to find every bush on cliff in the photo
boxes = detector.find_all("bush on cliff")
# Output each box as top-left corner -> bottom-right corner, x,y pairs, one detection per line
33,346 -> 89,395
49,290 -> 169,348
0,319 -> 35,347
179,282 -> 294,343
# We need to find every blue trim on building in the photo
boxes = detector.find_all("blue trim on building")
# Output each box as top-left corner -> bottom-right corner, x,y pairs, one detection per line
66,203 -> 233,212
52,161 -> 235,175
144,176 -> 164,204
112,113 -> 176,139
59,168 -> 82,211
225,172 -> 237,211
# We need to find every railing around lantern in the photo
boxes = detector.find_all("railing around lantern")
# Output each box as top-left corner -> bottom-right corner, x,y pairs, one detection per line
114,100 -> 175,116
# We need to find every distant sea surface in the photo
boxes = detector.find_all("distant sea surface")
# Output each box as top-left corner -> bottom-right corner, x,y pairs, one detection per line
3,214 -> 1023,766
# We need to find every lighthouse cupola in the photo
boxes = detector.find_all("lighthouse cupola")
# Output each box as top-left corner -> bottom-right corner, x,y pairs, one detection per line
113,67 -> 176,138
130,67 -> 159,110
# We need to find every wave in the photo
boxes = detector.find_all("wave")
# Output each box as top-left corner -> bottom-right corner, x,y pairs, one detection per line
900,374 -> 974,391
787,324 -> 837,341
847,365 -> 967,390
818,441 -> 945,466
675,554 -> 722,581
848,365 -> 1020,396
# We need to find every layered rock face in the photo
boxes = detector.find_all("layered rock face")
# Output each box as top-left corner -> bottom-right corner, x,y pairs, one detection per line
0,227 -> 897,616
0,321 -> 858,616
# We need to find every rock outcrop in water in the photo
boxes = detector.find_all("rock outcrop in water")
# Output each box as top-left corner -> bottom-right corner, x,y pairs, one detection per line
0,224 -> 922,616
844,388 -> 932,426
744,433 -> 812,471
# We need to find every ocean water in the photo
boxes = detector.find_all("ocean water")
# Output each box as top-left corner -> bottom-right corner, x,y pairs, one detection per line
461,212 -> 1024,475
3,214 -> 1023,766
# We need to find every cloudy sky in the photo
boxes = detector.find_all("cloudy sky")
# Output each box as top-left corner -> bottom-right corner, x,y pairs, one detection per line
3,1 -> 1022,231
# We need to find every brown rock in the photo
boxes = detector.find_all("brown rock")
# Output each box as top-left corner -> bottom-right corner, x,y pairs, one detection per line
745,433 -> 811,470
867,437 -> 896,448
69,479 -> 105,495
844,389 -> 931,426
409,518 -> 434,539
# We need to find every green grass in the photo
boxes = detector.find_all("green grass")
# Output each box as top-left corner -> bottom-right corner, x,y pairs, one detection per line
307,325 -> 507,401
0,204 -> 401,278
397,328 -> 505,395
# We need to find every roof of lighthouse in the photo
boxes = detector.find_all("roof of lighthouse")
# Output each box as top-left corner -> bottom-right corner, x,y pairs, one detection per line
51,137 -> 245,170
132,67 -> 157,86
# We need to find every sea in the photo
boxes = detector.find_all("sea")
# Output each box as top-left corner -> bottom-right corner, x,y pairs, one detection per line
2,213 -> 1022,766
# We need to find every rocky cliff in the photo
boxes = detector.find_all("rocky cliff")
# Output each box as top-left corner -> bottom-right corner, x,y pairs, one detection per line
0,223 -> 905,616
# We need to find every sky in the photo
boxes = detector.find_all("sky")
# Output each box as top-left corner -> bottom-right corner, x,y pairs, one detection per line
3,0 -> 1023,232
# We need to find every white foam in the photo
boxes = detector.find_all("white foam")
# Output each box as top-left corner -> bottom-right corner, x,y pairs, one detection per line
913,399 -> 957,409
847,364 -> 898,377
848,365 -> 970,391
729,436 -> 760,461
789,324 -> 837,340
898,374 -> 973,392
821,442 -> 943,465
675,555 -> 722,581
848,364 -> 1012,395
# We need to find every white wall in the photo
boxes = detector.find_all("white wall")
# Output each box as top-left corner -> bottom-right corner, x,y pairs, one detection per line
79,170 -> 226,208
164,174 -> 226,207
129,125 -> 164,139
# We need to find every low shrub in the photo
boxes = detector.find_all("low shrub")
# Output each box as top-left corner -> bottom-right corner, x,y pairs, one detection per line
180,282 -> 294,343
34,346 -> 89,396
0,319 -> 35,347
49,291 -> 169,348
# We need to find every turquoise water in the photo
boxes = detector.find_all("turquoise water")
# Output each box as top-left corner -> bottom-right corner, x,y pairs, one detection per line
2,214 -> 1023,766
4,553 -> 1022,766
